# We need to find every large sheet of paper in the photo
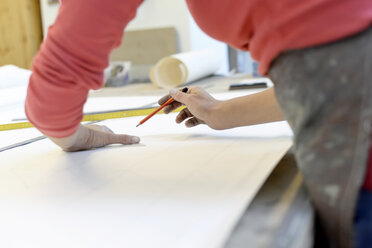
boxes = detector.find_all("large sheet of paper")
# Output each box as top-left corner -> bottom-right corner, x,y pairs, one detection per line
0,114 -> 292,248
0,82 -> 270,124
0,65 -> 31,89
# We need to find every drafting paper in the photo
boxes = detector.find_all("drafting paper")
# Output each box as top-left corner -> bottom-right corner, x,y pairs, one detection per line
0,115 -> 292,248
0,65 -> 31,89
0,128 -> 43,149
0,84 -> 271,125
83,96 -> 160,113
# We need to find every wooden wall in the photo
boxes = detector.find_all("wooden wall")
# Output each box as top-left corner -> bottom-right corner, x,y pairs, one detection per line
0,0 -> 43,69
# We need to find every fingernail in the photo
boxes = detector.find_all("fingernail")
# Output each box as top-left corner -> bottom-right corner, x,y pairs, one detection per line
131,136 -> 140,144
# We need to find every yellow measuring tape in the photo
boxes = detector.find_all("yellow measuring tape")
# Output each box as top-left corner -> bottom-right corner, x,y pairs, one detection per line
0,107 -> 184,132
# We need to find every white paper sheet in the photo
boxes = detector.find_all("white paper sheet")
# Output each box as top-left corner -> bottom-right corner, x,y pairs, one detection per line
0,115 -> 292,248
0,65 -> 31,89
83,87 -> 272,114
0,128 -> 43,149
0,81 -> 272,124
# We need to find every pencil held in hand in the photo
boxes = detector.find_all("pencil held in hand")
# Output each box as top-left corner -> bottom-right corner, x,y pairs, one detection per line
136,87 -> 188,127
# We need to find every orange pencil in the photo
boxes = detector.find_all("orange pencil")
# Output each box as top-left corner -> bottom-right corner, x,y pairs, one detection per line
136,87 -> 188,127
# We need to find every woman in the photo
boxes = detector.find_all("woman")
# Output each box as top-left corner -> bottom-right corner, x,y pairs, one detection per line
26,0 -> 372,247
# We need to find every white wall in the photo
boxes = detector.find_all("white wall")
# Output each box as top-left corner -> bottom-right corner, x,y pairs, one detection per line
187,15 -> 229,75
127,0 -> 228,74
39,0 -> 59,36
126,0 -> 191,52
39,0 -> 229,74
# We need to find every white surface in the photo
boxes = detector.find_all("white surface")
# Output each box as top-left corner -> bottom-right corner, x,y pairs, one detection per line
127,0 -> 190,52
0,128 -> 43,149
0,115 -> 292,248
0,87 -> 28,122
83,96 -> 159,113
39,0 -> 60,36
0,65 -> 31,89
0,65 -> 31,123
0,64 -> 291,247
0,77 -> 272,124
84,87 -> 272,114
188,15 -> 229,75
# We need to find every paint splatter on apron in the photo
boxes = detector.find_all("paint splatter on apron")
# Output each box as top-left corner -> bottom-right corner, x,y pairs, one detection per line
269,27 -> 372,248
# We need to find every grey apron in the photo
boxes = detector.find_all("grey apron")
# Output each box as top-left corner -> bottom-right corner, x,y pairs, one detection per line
268,27 -> 372,248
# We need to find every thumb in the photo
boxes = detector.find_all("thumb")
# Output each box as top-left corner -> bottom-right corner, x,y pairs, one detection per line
170,89 -> 189,105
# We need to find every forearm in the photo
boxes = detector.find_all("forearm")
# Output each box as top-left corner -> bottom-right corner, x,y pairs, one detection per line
215,87 -> 285,129
26,0 -> 143,138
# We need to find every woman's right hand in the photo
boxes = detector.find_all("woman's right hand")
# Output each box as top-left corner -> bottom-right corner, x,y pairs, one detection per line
158,86 -> 227,130
159,86 -> 285,130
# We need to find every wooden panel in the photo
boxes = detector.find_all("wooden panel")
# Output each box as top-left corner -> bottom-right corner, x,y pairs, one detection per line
0,0 -> 43,69
110,27 -> 178,65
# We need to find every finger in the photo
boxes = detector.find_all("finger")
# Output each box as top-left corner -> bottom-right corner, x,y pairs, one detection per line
163,105 -> 172,114
106,133 -> 140,145
169,88 -> 190,105
176,108 -> 193,123
163,101 -> 183,114
87,129 -> 140,149
158,95 -> 172,105
185,117 -> 202,128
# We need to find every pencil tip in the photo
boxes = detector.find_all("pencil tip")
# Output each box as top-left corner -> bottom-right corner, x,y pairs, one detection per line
136,124 -> 140,127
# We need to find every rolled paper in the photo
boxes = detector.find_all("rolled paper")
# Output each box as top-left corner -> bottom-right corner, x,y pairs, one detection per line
150,49 -> 222,89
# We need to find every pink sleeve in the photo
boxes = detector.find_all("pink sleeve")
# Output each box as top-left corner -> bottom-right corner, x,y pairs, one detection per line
25,0 -> 143,138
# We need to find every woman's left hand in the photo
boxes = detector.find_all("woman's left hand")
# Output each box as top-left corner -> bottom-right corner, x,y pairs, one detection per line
48,124 -> 140,152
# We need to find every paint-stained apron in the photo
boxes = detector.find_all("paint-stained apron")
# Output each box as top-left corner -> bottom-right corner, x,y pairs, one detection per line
268,27 -> 372,248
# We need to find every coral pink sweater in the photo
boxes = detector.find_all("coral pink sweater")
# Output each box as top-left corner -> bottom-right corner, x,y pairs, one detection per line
26,0 -> 372,185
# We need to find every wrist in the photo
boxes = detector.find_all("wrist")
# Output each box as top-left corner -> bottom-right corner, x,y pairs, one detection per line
207,100 -> 232,130
48,125 -> 82,150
